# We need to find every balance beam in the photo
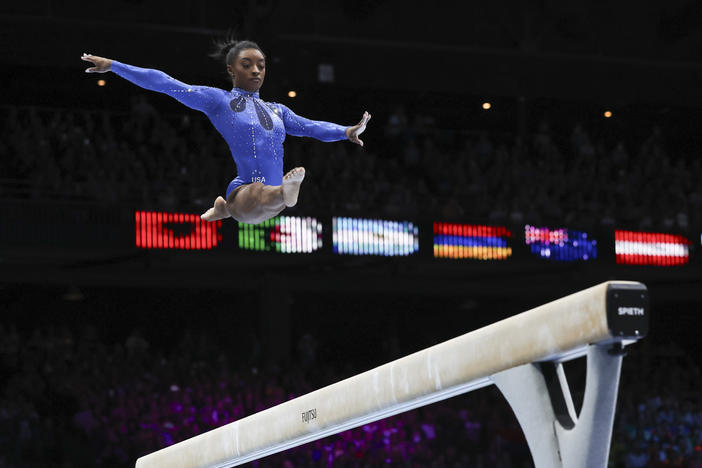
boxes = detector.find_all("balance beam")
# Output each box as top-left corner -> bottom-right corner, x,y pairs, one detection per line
135,280 -> 648,468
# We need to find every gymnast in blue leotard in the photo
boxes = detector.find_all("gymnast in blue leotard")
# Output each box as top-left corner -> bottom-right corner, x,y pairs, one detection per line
80,40 -> 370,224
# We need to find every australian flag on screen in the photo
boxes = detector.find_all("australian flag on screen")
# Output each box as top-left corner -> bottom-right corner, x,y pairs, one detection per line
524,225 -> 597,261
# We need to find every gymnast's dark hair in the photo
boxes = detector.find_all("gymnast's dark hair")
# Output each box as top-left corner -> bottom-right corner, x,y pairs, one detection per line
209,33 -> 264,66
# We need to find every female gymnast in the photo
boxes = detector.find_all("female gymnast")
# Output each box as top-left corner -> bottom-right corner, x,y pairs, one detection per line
81,40 -> 370,224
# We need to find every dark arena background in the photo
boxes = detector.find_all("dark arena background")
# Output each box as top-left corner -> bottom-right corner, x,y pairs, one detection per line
1,2 -> 702,467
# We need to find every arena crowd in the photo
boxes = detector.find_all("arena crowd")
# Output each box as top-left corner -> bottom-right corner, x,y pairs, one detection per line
1,320 -> 701,467
2,97 -> 700,231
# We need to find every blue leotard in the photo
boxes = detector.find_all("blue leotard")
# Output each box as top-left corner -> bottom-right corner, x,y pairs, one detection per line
110,61 -> 349,198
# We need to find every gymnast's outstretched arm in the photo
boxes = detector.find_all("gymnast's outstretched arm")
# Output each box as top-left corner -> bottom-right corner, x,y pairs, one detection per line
279,104 -> 371,147
81,53 -> 220,114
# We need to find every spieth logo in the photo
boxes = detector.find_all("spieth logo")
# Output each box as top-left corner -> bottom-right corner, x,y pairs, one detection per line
302,409 -> 317,424
618,307 -> 645,316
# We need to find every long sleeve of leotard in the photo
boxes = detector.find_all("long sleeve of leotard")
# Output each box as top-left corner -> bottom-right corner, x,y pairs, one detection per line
110,60 -> 220,114
278,103 -> 348,142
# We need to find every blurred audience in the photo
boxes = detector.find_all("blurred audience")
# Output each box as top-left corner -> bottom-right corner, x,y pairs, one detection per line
0,323 -> 531,467
2,98 -> 700,231
0,320 -> 700,467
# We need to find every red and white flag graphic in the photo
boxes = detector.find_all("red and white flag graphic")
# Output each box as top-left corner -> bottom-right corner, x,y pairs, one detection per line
615,230 -> 690,266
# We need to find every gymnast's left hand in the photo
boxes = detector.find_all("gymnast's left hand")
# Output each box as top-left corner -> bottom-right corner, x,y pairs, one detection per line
345,111 -> 371,147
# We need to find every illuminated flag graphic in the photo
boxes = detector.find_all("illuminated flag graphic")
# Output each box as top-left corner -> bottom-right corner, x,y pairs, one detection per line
239,216 -> 322,253
433,223 -> 512,260
615,230 -> 691,266
135,211 -> 222,250
332,217 -> 419,256
525,225 -> 597,261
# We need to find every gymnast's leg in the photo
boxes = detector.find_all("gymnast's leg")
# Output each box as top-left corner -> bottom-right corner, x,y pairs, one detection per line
201,167 -> 305,224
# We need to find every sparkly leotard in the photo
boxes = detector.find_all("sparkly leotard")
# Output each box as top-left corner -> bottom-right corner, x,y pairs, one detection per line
110,61 -> 349,198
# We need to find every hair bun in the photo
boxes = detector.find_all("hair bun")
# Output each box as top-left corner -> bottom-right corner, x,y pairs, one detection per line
208,35 -> 264,78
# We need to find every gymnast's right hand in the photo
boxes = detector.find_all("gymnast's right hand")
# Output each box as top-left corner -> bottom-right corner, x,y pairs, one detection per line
81,53 -> 113,73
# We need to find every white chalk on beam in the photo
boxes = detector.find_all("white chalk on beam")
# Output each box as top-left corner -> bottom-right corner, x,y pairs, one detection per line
135,280 -> 648,468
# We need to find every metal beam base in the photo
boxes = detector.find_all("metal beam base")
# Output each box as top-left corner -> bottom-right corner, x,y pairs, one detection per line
491,343 -> 624,468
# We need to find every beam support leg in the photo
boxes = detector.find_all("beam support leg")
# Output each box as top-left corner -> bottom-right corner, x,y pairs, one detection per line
491,343 -> 624,468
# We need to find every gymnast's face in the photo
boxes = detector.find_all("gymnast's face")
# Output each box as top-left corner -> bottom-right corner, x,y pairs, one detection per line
228,48 -> 266,93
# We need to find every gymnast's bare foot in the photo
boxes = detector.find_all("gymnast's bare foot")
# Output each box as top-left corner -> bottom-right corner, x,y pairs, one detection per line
201,196 -> 230,221
282,167 -> 305,207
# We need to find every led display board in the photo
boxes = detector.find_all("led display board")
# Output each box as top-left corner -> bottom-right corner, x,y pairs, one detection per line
332,217 -> 419,256
238,216 -> 322,253
135,211 -> 222,250
524,225 -> 597,261
433,223 -> 512,260
615,230 -> 690,266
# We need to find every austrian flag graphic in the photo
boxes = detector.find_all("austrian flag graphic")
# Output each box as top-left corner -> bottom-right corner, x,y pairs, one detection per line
615,230 -> 691,266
